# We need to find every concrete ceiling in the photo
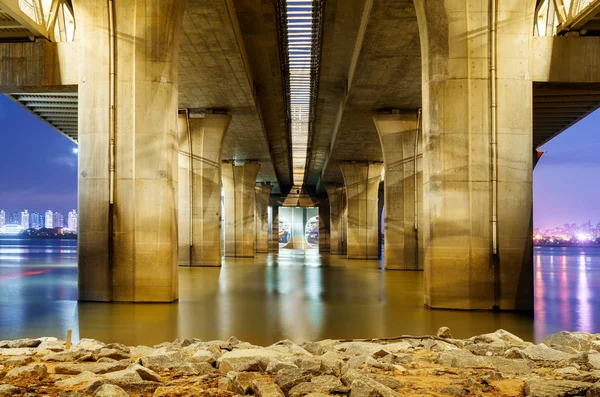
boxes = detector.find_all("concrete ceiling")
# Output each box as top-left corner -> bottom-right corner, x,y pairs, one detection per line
309,0 -> 422,190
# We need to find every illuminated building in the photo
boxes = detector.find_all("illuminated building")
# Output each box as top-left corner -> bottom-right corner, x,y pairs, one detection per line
45,210 -> 53,229
0,210 -> 4,228
21,209 -> 29,229
0,224 -> 25,236
68,210 -> 77,232
53,212 -> 64,228
30,212 -> 43,229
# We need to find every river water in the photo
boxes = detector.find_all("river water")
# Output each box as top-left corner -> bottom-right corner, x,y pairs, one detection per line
0,238 -> 597,346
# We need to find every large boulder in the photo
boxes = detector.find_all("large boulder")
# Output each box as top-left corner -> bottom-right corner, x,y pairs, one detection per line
542,332 -> 597,354
217,348 -> 283,372
521,344 -> 576,362
524,379 -> 590,396
4,364 -> 47,385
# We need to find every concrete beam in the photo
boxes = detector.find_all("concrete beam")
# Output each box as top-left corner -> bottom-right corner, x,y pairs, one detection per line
255,183 -> 273,253
532,36 -> 600,82
324,184 -> 347,255
0,0 -> 49,39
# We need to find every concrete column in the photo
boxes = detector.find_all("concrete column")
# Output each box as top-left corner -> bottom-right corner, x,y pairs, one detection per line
75,0 -> 184,302
339,162 -> 383,260
414,0 -> 534,310
269,206 -> 279,252
255,183 -> 273,253
374,113 -> 423,270
325,185 -> 346,255
319,202 -> 331,253
222,161 -> 261,257
178,113 -> 231,267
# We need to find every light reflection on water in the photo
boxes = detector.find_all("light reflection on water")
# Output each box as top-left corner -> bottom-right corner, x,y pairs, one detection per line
1,239 -> 599,346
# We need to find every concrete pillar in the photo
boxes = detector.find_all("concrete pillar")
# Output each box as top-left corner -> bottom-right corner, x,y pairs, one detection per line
269,206 -> 279,252
374,113 -> 423,270
75,0 -> 184,302
325,185 -> 346,255
339,162 -> 384,260
178,113 -> 231,267
414,0 -> 534,310
319,202 -> 331,253
222,161 -> 261,257
255,183 -> 273,253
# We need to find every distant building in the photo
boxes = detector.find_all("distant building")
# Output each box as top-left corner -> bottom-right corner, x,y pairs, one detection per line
0,224 -> 25,236
67,210 -> 78,232
53,212 -> 64,228
45,210 -> 53,229
9,212 -> 20,225
30,212 -> 43,229
21,210 -> 29,229
0,210 -> 4,228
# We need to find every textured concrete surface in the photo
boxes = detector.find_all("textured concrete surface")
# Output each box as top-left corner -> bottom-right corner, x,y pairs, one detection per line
75,0 -> 184,302
255,183 -> 273,254
339,162 -> 383,260
374,113 -> 423,270
325,185 -> 347,255
178,114 -> 232,267
416,0 -> 535,311
269,206 -> 279,253
223,162 -> 261,258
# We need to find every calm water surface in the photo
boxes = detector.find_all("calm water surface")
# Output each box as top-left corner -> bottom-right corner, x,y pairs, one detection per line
0,238 -> 596,346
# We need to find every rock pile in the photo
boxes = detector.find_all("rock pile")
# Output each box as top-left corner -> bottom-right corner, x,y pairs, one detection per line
1,329 -> 600,396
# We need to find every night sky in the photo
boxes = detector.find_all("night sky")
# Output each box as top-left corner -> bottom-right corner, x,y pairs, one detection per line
0,93 -> 598,230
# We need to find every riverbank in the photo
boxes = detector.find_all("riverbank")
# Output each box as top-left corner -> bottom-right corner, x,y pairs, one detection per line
1,329 -> 600,396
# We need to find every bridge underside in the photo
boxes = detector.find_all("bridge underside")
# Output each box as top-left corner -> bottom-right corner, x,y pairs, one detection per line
0,0 -> 599,311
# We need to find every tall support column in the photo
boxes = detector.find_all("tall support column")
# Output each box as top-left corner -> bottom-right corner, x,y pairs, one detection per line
269,206 -> 279,253
222,162 -> 261,257
414,0 -> 534,310
339,162 -> 384,260
178,113 -> 231,267
319,202 -> 331,253
75,0 -> 184,302
255,183 -> 273,253
374,114 -> 423,270
325,185 -> 346,255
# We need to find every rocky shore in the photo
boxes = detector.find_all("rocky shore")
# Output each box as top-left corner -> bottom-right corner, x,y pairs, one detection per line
2,328 -> 600,396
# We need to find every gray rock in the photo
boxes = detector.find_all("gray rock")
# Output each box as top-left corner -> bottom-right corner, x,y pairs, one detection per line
504,347 -> 526,359
93,384 -> 128,397
252,379 -> 286,397
129,345 -> 155,358
97,357 -> 117,363
522,344 -> 576,362
218,376 -> 233,391
320,351 -> 343,376
295,357 -> 322,372
76,339 -> 106,351
302,341 -> 325,356
189,349 -> 216,364
370,374 -> 402,390
0,385 -> 21,397
217,348 -> 282,372
524,379 -> 590,396
275,368 -> 312,393
42,350 -> 89,362
289,375 -> 346,396
140,350 -> 186,372
55,371 -> 103,390
349,378 -> 396,397
472,330 -> 526,346
436,350 -> 532,374
129,363 -> 162,382
0,339 -> 41,349
437,327 -> 453,339
440,386 -> 467,396
232,372 -> 261,394
466,341 -> 508,356
103,368 -> 143,382
304,394 -> 331,397
0,348 -> 35,356
5,364 -> 47,384
1,355 -> 33,367
55,362 -> 128,375
98,348 -> 129,360
542,331 -> 596,353
268,340 -> 313,356
266,359 -> 298,373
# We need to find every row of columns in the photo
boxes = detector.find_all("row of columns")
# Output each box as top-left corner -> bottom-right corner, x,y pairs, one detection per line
75,0 -> 534,311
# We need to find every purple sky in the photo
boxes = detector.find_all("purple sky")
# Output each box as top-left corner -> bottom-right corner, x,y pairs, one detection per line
0,95 -> 77,216
0,94 -> 597,230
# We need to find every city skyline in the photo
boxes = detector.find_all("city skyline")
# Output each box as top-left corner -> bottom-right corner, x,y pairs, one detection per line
1,94 -> 599,230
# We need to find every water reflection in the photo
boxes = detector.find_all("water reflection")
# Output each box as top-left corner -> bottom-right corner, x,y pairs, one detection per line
3,239 -> 600,345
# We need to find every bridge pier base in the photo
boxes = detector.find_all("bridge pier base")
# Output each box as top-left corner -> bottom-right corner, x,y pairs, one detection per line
374,113 -> 423,270
339,162 -> 383,260
416,0 -> 534,311
325,185 -> 347,255
75,0 -> 185,302
255,183 -> 273,253
223,161 -> 261,258
178,114 -> 231,267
